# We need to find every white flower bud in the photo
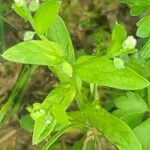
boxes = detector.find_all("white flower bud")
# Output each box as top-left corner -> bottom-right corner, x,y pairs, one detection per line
113,58 -> 125,69
122,36 -> 137,50
23,31 -> 35,41
29,0 -> 39,12
14,0 -> 24,7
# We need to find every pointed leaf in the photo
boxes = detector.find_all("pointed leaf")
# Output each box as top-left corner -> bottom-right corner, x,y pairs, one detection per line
34,0 -> 61,34
33,113 -> 56,144
84,106 -> 142,150
136,16 -> 150,38
107,22 -> 127,57
46,16 -> 75,63
52,105 -> 70,126
42,83 -> 76,111
2,40 -> 64,66
134,119 -> 150,150
75,56 -> 149,90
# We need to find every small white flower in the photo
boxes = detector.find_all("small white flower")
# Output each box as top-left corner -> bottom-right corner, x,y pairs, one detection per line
113,58 -> 125,69
29,0 -> 39,12
23,31 -> 35,41
14,0 -> 24,7
62,62 -> 73,77
122,36 -> 137,50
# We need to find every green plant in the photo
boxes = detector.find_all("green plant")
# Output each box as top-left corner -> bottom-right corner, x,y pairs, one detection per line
1,0 -> 150,149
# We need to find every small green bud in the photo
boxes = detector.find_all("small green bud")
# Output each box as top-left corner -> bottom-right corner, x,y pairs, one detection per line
23,31 -> 35,41
113,58 -> 125,69
62,62 -> 73,77
29,0 -> 39,12
39,109 -> 45,115
122,36 -> 137,50
45,120 -> 51,125
14,0 -> 24,7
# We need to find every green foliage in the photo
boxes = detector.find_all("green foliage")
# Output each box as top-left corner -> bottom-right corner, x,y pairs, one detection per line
107,22 -> 127,57
19,114 -> 34,132
134,119 -> 150,150
46,16 -> 75,82
84,105 -> 142,150
12,3 -> 28,20
2,40 -> 64,66
46,16 -> 75,64
34,0 -> 61,34
141,38 -> 150,59
76,56 -> 149,90
1,0 -> 150,149
119,0 -> 150,16
136,16 -> 150,38
113,92 -> 148,128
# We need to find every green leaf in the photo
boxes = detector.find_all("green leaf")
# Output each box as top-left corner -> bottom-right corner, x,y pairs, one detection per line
33,113 -> 56,144
34,0 -> 61,34
119,0 -> 150,16
75,56 -> 149,90
2,40 -> 64,66
52,105 -> 70,126
46,16 -> 75,63
141,38 -> 150,59
42,125 -> 71,150
114,92 -> 147,111
126,57 -> 148,77
28,103 -> 57,144
134,119 -> 150,150
42,83 -> 76,111
19,114 -> 34,132
136,16 -> 150,38
84,106 -> 142,150
46,16 -> 75,82
113,92 -> 148,128
107,22 -> 127,57
12,4 -> 28,20
130,5 -> 150,16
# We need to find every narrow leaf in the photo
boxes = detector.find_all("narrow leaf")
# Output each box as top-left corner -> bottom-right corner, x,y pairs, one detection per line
107,22 -> 127,57
52,105 -> 70,126
42,83 -> 76,111
33,113 -> 56,144
2,40 -> 64,66
34,0 -> 61,34
75,56 -> 149,90
42,125 -> 71,150
12,4 -> 28,20
46,16 -> 75,82
46,16 -> 75,63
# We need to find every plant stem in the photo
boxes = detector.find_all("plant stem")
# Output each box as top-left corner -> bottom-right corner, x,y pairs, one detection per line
0,65 -> 36,127
12,65 -> 36,113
